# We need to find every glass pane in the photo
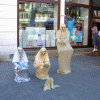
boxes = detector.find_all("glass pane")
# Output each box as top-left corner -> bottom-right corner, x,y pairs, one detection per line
65,6 -> 89,46
93,0 -> 100,7
66,0 -> 89,5
19,2 -> 58,48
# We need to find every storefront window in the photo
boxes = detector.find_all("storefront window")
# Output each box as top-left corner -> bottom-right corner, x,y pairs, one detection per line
93,0 -> 100,7
93,10 -> 100,18
65,6 -> 89,46
19,2 -> 58,48
66,0 -> 89,5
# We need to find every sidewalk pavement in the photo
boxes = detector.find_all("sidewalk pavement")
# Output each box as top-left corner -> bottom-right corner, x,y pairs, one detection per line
0,55 -> 100,100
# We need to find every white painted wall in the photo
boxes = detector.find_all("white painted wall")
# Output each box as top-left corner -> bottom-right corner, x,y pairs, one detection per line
0,0 -> 17,61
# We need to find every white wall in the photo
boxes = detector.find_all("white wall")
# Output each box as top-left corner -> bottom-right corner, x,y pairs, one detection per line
0,0 -> 17,61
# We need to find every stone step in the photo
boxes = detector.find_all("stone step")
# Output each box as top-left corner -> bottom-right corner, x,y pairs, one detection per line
0,48 -> 93,62
85,50 -> 100,56
26,48 -> 93,58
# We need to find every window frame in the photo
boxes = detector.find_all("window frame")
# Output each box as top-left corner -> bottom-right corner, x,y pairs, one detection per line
65,0 -> 91,47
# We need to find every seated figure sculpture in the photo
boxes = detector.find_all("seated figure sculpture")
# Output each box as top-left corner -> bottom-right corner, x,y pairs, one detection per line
43,77 -> 60,91
33,48 -> 50,80
12,47 -> 30,83
56,24 -> 73,74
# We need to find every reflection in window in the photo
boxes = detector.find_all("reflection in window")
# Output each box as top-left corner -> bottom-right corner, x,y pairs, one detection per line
21,13 -> 23,19
66,0 -> 89,5
25,13 -> 28,19
24,3 -> 30,9
19,2 -> 58,48
65,6 -> 89,46
93,0 -> 100,7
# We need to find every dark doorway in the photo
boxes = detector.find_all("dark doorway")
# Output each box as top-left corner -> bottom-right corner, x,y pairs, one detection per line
94,22 -> 100,31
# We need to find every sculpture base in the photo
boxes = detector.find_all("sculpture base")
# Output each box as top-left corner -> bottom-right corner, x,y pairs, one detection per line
14,69 -> 30,83
43,77 -> 60,91
57,69 -> 71,74
14,77 -> 30,83
36,74 -> 49,80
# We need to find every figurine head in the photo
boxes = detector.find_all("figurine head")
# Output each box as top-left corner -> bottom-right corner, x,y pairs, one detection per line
40,48 -> 46,55
18,47 -> 23,55
61,24 -> 66,32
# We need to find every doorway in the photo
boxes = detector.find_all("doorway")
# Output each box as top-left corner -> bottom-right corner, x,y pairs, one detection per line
93,22 -> 100,31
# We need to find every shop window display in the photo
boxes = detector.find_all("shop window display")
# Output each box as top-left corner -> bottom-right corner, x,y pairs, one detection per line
65,6 -> 89,46
93,10 -> 100,18
19,2 -> 58,48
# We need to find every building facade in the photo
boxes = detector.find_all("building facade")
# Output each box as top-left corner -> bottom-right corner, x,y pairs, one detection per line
0,0 -> 17,61
0,0 -> 100,61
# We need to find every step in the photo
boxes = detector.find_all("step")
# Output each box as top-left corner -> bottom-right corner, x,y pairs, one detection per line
0,48 -> 93,62
85,51 -> 100,56
26,48 -> 93,58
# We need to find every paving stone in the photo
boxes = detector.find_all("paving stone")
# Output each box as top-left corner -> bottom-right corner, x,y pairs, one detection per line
0,55 -> 100,100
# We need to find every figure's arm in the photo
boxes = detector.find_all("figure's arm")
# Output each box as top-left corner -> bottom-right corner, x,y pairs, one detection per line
13,63 -> 19,69
44,55 -> 51,66
33,61 -> 44,69
44,60 -> 50,66
62,32 -> 70,45
96,27 -> 98,33
56,31 -> 62,44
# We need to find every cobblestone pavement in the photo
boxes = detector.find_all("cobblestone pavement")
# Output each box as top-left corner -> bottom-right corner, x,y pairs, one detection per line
0,55 -> 100,100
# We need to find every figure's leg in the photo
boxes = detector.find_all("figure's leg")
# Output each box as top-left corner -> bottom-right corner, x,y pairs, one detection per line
93,34 -> 98,51
96,35 -> 98,50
